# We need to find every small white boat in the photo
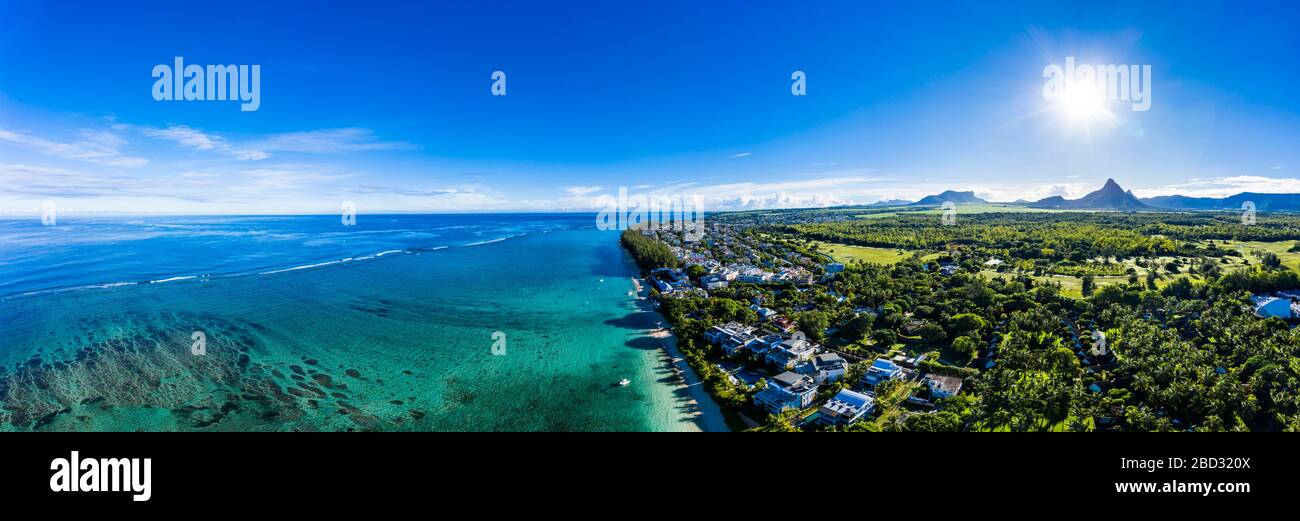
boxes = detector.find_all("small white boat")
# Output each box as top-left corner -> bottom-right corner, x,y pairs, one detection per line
618,378 -> 631,386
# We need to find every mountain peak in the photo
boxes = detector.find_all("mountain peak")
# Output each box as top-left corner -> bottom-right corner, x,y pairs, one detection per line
1028,179 -> 1149,210
1100,178 -> 1124,193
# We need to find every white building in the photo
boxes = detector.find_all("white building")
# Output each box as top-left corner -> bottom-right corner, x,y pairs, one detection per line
924,374 -> 963,399
816,389 -> 874,426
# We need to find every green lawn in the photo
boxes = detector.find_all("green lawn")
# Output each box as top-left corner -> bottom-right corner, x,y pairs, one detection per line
813,241 -> 941,265
1220,240 -> 1300,272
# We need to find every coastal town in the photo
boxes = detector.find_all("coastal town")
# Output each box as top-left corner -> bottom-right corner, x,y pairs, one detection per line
625,222 -> 971,430
620,203 -> 1300,432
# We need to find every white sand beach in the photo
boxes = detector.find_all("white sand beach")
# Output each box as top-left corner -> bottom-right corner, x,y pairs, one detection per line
632,277 -> 730,432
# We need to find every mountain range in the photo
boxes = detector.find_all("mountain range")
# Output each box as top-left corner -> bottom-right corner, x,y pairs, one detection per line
1026,178 -> 1150,210
902,178 -> 1300,211
911,190 -> 987,206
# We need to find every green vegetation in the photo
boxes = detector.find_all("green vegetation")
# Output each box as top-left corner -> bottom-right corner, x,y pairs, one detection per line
811,241 -> 914,265
633,208 -> 1300,432
620,229 -> 678,269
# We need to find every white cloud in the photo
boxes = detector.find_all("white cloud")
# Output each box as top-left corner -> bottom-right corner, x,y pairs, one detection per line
139,126 -> 411,161
250,128 -> 416,154
728,152 -> 752,158
971,182 -> 1092,202
564,186 -> 603,196
140,125 -> 269,160
1135,176 -> 1300,198
0,127 -> 149,167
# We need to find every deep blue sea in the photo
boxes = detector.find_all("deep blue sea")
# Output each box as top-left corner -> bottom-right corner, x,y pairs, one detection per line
0,214 -> 589,298
0,214 -> 718,431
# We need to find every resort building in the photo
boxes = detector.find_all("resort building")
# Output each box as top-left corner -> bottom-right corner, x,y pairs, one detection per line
862,358 -> 904,387
705,322 -> 758,357
770,316 -> 796,333
737,267 -> 774,284
753,371 -> 819,414
746,334 -> 784,360
749,304 -> 778,321
700,274 -> 728,290
817,389 -> 875,426
924,374 -> 964,399
766,337 -> 816,370
799,353 -> 848,384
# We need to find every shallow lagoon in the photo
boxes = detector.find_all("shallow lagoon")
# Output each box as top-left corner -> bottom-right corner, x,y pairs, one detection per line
0,215 -> 706,431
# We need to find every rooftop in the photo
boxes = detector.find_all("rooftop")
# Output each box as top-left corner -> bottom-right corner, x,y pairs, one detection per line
770,371 -> 817,392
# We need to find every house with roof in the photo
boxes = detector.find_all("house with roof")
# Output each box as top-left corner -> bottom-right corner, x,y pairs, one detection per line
862,358 -> 904,387
766,337 -> 817,370
653,278 -> 673,293
700,274 -> 728,290
704,322 -> 751,343
770,316 -> 797,333
705,323 -> 759,358
753,372 -> 819,414
725,335 -> 765,357
924,374 -> 963,399
816,389 -> 875,427
746,333 -> 784,360
798,353 -> 848,384
749,304 -> 778,321
738,267 -> 774,284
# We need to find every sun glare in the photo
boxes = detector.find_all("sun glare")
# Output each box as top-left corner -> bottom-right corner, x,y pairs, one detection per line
1051,80 -> 1120,131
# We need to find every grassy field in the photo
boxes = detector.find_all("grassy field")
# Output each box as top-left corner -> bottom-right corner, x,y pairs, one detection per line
976,251 -> 1257,297
1221,240 -> 1300,271
813,241 -> 941,265
802,236 -> 1298,297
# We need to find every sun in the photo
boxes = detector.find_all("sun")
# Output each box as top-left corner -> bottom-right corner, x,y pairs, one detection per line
1054,81 -> 1118,129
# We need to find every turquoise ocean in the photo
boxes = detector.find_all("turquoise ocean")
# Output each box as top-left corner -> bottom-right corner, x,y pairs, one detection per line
0,214 -> 711,431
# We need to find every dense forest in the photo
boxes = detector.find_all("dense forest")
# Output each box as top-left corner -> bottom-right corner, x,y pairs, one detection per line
620,229 -> 678,269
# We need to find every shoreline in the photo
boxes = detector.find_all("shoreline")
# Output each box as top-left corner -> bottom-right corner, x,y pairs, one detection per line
631,277 -> 730,432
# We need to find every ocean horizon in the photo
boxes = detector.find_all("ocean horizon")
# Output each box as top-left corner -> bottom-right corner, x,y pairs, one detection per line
0,213 -> 719,431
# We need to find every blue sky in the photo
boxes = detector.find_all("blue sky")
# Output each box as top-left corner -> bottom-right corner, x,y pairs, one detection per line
1,0 -> 1298,214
